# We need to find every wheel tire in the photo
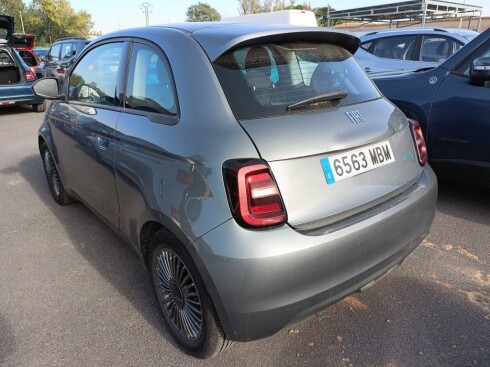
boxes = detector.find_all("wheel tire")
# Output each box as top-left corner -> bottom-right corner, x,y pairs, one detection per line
33,100 -> 46,113
149,230 -> 232,358
40,142 -> 74,205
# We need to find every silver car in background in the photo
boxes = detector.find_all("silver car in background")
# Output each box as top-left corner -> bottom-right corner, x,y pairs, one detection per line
354,27 -> 478,74
33,23 -> 437,358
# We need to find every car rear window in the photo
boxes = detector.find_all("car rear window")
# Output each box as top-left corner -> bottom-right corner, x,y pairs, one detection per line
213,42 -> 380,120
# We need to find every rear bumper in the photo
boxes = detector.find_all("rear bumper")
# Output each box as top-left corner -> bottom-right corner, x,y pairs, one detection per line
0,86 -> 43,106
192,165 -> 437,342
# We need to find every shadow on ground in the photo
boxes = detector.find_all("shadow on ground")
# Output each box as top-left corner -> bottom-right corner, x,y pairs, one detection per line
10,154 -> 490,366
0,314 -> 15,365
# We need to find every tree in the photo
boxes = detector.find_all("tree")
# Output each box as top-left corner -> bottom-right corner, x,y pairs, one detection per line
0,0 -> 25,32
238,0 -> 261,15
23,0 -> 93,45
238,0 -> 313,15
315,6 -> 341,27
186,2 -> 221,22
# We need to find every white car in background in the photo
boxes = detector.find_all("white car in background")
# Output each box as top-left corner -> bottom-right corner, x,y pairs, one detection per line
354,27 -> 478,74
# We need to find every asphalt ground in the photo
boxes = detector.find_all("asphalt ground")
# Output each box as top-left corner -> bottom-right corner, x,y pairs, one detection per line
1,105 -> 489,367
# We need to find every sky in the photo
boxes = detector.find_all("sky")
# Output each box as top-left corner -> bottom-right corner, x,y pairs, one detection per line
67,0 -> 490,34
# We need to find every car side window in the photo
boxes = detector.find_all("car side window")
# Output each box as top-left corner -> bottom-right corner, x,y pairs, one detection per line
47,43 -> 61,62
125,43 -> 178,115
68,42 -> 124,106
421,36 -> 461,62
365,36 -> 417,60
61,43 -> 74,61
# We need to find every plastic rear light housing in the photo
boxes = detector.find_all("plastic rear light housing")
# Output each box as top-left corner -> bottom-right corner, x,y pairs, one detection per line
25,70 -> 36,82
408,119 -> 428,165
223,159 -> 287,228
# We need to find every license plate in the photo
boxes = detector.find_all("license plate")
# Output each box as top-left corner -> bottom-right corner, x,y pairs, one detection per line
320,141 -> 395,185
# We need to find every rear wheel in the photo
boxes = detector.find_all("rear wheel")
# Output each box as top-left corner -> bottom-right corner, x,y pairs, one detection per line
40,142 -> 74,205
32,101 -> 46,113
149,230 -> 232,358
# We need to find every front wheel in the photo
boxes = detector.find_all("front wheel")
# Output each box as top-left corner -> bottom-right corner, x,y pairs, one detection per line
150,230 -> 232,358
40,143 -> 74,205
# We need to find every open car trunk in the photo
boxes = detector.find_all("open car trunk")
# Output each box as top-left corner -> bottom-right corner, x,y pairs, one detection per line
0,49 -> 21,84
13,34 -> 35,50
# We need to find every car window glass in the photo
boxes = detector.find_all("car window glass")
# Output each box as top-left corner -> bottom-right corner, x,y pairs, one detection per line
370,36 -> 416,60
421,36 -> 460,62
214,42 -> 380,120
68,42 -> 124,106
19,50 -> 36,66
360,41 -> 372,50
48,43 -> 61,62
125,43 -> 178,115
61,43 -> 74,60
0,49 -> 14,65
458,42 -> 490,76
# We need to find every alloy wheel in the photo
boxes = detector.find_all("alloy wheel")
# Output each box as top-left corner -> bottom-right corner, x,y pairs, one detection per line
155,249 -> 203,340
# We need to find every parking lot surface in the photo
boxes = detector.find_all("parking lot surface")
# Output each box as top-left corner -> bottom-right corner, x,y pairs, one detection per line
1,106 -> 489,366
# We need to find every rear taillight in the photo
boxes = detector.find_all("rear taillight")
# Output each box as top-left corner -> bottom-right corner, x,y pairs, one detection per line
409,119 -> 428,165
223,160 -> 286,228
25,70 -> 36,82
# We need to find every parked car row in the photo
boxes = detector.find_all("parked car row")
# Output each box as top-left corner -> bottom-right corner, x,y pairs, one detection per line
0,14 -> 45,112
1,13 -> 90,112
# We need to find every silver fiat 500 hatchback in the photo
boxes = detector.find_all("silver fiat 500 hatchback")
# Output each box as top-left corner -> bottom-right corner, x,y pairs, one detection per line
34,23 -> 437,358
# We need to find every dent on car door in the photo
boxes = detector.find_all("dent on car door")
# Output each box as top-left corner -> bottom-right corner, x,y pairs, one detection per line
428,41 -> 490,173
60,40 -> 128,227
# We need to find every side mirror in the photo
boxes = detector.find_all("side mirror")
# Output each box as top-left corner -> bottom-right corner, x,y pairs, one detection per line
32,77 -> 60,99
470,57 -> 490,85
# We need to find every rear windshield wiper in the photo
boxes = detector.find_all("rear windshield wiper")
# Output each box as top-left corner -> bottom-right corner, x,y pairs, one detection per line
286,90 -> 348,111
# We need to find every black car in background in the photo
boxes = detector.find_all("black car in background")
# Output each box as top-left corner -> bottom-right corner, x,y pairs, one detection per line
374,27 -> 490,186
36,36 -> 89,82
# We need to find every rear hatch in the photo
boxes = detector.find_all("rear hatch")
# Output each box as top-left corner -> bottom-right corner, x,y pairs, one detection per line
213,40 -> 423,230
13,33 -> 35,50
0,15 -> 14,47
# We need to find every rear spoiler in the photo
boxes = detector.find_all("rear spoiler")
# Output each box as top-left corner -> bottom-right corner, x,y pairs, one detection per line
192,27 -> 360,62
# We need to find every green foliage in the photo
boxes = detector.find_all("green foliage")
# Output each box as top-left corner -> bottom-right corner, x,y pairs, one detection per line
239,0 -> 313,14
186,2 -> 221,22
2,0 -> 94,46
0,0 -> 25,32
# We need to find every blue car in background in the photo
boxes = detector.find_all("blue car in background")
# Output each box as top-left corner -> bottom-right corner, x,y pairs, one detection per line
374,27 -> 490,186
0,14 -> 45,112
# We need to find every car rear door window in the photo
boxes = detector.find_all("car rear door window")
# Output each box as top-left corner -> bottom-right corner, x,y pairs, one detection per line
370,36 -> 417,60
361,35 -> 417,60
125,43 -> 178,116
68,42 -> 124,106
421,36 -> 462,62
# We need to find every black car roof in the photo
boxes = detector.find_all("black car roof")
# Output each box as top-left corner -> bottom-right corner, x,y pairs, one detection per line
99,22 -> 360,61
